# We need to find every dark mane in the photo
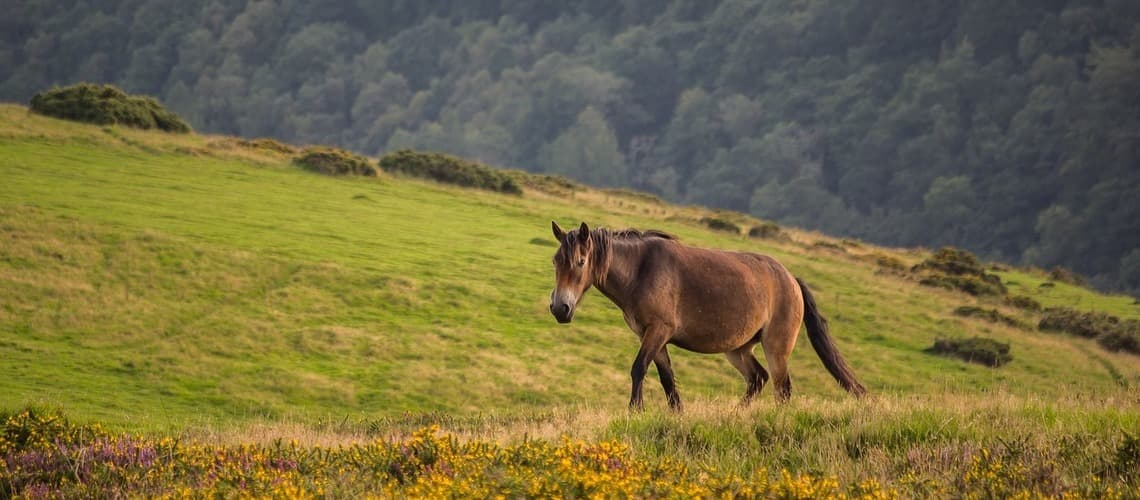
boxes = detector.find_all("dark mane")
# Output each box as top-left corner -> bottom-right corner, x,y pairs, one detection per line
588,228 -> 674,287
605,228 -> 677,241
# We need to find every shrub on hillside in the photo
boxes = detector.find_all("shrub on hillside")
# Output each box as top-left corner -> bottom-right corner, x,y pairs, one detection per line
913,247 -> 1006,296
874,254 -> 907,273
1038,307 -> 1140,355
953,306 -> 1030,330
927,337 -> 1012,367
1048,266 -> 1086,286
700,217 -> 740,234
237,138 -> 297,155
1003,295 -> 1042,311
919,273 -> 1007,296
914,247 -> 987,276
1038,307 -> 1115,339
29,83 -> 191,133
294,147 -> 376,176
1098,329 -> 1140,354
748,222 -> 783,240
378,149 -> 521,195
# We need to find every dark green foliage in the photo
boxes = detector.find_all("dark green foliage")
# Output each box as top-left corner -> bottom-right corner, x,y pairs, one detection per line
1003,295 -> 1042,312
1038,307 -> 1140,355
700,217 -> 740,234
378,150 -> 521,195
953,306 -> 1030,330
914,247 -> 1007,296
4,1 -> 1140,295
29,83 -> 190,133
293,147 -> 377,177
748,222 -> 783,240
927,337 -> 1013,367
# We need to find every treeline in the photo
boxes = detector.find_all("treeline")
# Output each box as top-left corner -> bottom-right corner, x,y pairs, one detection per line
2,0 -> 1138,293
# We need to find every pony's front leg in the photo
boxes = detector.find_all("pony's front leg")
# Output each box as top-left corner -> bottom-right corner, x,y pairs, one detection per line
629,327 -> 670,411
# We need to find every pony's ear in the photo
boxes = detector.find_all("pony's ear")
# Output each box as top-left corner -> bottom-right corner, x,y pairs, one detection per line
578,222 -> 591,242
552,221 -> 566,241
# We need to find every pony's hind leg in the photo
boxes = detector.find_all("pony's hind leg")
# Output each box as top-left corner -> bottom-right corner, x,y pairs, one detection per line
654,347 -> 683,412
760,323 -> 797,403
761,349 -> 792,402
725,347 -> 769,405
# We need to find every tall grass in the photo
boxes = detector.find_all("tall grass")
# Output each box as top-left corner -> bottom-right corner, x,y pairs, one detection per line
5,393 -> 1137,497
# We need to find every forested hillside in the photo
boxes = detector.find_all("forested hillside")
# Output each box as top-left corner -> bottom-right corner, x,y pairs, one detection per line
3,0 -> 1138,293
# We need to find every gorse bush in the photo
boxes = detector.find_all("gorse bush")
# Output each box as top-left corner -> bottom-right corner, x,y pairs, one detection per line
913,247 -> 1007,296
914,247 -> 987,276
748,222 -> 783,240
1004,294 -> 1042,311
1039,307 -> 1140,355
873,254 -> 907,273
927,337 -> 1013,367
237,138 -> 297,155
953,306 -> 1030,330
378,149 -> 521,195
700,217 -> 740,234
1048,266 -> 1087,287
29,83 -> 191,133
293,147 -> 376,177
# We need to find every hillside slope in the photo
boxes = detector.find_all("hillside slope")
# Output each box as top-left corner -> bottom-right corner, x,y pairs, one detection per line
1,104 -> 1138,431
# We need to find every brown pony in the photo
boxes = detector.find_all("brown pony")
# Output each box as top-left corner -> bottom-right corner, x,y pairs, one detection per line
549,221 -> 866,411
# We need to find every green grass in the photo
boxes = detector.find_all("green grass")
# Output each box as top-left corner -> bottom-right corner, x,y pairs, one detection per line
1,103 -> 1139,439
997,268 -> 1140,319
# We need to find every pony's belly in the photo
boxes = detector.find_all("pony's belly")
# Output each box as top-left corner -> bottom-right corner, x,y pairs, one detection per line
668,337 -> 723,353
669,324 -> 759,353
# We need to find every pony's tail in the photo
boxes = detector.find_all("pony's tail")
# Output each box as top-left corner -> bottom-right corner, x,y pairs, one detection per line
796,277 -> 867,397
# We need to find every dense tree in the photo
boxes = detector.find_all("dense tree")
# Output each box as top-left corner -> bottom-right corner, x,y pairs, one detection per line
2,0 -> 1137,294
538,106 -> 627,187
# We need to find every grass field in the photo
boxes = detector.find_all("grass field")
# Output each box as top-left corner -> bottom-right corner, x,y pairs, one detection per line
2,104 -> 1139,496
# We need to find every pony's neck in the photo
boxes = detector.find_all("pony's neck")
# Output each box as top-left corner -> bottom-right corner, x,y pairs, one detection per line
593,234 -> 642,309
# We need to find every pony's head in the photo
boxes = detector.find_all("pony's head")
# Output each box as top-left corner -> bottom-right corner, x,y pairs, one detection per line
549,221 -> 595,323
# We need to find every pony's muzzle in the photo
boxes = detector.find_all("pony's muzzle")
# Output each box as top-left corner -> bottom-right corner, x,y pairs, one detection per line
550,302 -> 573,323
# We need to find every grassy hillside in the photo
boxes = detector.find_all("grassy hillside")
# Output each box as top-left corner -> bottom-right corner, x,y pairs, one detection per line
2,103 -> 1139,432
3,104 -> 1140,496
